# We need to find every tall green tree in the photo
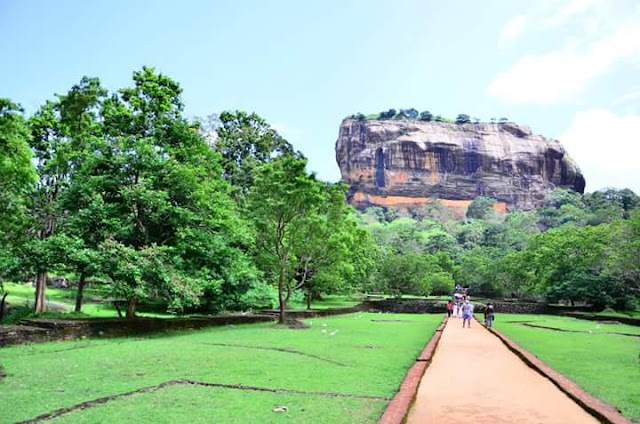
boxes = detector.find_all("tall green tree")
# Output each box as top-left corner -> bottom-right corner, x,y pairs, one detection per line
68,67 -> 253,317
0,99 -> 36,237
246,156 -> 324,323
25,77 -> 107,313
380,252 -> 436,297
290,183 -> 370,309
213,111 -> 294,198
0,99 -> 36,299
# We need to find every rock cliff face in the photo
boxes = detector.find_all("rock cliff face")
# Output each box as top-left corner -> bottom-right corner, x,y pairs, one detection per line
335,118 -> 585,213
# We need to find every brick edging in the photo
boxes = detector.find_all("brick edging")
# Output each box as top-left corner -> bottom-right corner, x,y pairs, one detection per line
377,316 -> 448,424
485,322 -> 632,424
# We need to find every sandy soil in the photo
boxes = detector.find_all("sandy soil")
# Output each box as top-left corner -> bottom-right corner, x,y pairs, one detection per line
406,317 -> 600,424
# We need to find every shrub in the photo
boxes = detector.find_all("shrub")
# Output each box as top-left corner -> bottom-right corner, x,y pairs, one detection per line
378,109 -> 397,119
419,111 -> 433,121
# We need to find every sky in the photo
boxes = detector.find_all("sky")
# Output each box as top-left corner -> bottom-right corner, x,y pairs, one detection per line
1,0 -> 639,193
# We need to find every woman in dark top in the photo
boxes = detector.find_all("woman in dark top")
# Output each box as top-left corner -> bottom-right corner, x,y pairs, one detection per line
484,303 -> 495,327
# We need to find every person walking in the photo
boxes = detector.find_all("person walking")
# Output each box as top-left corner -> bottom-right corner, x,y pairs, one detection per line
446,300 -> 454,318
484,302 -> 495,327
461,299 -> 474,328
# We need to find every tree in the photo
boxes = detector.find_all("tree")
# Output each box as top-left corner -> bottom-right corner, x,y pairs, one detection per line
521,225 -> 613,306
466,196 -> 497,219
603,211 -> 640,304
0,99 -> 37,304
455,114 -> 471,124
419,111 -> 433,121
536,189 -> 589,229
398,108 -> 419,119
380,253 -> 434,297
213,111 -> 294,198
26,77 -> 107,313
290,183 -> 362,309
69,67 -> 253,317
246,156 -> 324,323
0,99 -> 36,238
584,188 -> 639,222
378,109 -> 397,119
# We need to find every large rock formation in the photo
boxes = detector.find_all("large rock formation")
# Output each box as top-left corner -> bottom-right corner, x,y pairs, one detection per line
335,118 -> 585,214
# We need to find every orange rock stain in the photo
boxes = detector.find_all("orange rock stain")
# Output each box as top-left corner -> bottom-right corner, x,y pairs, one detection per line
351,191 -> 507,217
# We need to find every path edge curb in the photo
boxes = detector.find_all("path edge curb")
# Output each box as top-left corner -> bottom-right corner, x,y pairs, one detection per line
377,316 -> 448,424
485,323 -> 632,424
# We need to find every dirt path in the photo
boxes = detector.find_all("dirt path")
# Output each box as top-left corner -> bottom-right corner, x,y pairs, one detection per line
406,317 -> 600,424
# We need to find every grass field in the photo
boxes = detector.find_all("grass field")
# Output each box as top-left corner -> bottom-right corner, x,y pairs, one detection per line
496,314 -> 640,422
0,312 -> 442,423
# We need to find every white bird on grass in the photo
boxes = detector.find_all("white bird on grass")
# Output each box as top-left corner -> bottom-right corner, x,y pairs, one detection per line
321,329 -> 327,334
329,329 -> 339,337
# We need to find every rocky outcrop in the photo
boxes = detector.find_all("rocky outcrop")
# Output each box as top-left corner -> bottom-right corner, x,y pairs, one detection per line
336,118 -> 585,213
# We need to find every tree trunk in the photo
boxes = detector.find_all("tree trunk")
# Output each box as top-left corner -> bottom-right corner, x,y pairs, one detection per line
0,292 -> 8,322
126,298 -> 137,319
278,265 -> 286,324
34,271 -> 47,314
306,286 -> 312,310
74,272 -> 87,313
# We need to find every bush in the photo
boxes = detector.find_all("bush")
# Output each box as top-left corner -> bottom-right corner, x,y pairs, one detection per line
378,109 -> 397,119
419,111 -> 433,121
238,282 -> 278,310
352,113 -> 366,121
2,305 -> 33,325
429,272 -> 454,296
455,114 -> 471,124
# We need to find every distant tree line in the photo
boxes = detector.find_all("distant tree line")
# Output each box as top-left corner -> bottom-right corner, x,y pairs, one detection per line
351,109 -> 510,124
357,188 -> 640,310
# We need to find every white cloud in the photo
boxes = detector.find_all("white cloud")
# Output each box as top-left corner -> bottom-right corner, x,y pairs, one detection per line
489,1 -> 640,104
487,24 -> 640,104
612,88 -> 640,108
497,15 -> 528,49
557,109 -> 640,193
541,0 -> 601,29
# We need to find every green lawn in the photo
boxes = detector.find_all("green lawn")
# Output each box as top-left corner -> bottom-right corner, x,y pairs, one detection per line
289,294 -> 361,310
0,312 -> 442,423
497,314 -> 640,422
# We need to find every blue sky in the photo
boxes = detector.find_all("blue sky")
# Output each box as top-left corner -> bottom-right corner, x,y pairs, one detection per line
1,0 -> 639,193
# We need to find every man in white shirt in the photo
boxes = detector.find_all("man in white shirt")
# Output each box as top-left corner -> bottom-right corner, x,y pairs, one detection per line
461,300 -> 474,328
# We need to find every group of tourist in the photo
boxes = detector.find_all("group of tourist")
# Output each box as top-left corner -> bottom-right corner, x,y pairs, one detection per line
446,295 -> 495,328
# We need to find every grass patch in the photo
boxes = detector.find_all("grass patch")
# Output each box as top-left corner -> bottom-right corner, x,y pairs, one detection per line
593,310 -> 640,318
497,314 -> 640,421
289,295 -> 361,310
0,312 -> 442,423
50,384 -> 385,424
